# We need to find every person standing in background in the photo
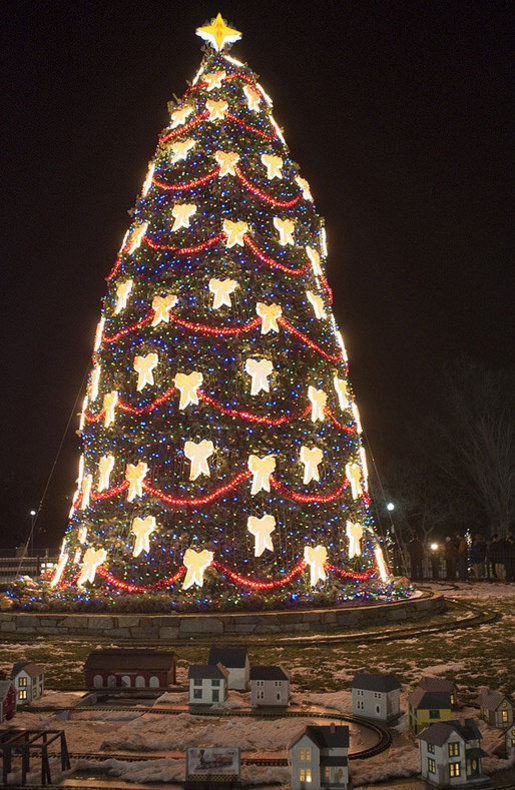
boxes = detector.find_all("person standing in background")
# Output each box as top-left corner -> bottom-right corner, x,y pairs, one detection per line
505,534 -> 515,583
445,536 -> 457,580
486,535 -> 498,579
408,534 -> 423,580
470,534 -> 486,580
493,535 -> 508,581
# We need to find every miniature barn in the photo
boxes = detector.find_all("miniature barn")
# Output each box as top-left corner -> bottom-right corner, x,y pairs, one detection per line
188,663 -> 228,707
351,672 -> 400,723
290,723 -> 350,790
207,647 -> 250,690
11,663 -> 44,705
418,718 -> 488,787
249,665 -> 289,708
84,648 -> 176,690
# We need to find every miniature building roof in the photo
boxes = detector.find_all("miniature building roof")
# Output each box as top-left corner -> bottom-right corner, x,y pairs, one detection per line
418,719 -> 482,746
351,673 -> 400,692
11,662 -> 44,679
189,663 -> 228,680
466,747 -> 489,759
320,756 -> 349,766
478,687 -> 512,711
249,665 -> 289,681
419,676 -> 456,693
84,649 -> 175,671
291,724 -> 350,750
408,688 -> 452,710
208,647 -> 248,668
0,681 -> 14,701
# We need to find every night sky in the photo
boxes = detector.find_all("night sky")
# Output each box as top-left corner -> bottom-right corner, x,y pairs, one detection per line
2,0 -> 513,549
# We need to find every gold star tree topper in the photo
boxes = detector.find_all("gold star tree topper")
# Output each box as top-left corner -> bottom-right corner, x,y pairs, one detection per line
196,13 -> 241,51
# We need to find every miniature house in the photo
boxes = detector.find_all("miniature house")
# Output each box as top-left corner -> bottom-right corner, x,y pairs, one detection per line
11,662 -> 45,705
418,718 -> 488,787
419,676 -> 458,708
207,647 -> 250,691
0,681 -> 16,723
84,649 -> 176,690
188,663 -> 228,707
351,672 -> 400,723
250,665 -> 289,708
290,723 -> 350,790
408,688 -> 453,734
477,687 -> 513,729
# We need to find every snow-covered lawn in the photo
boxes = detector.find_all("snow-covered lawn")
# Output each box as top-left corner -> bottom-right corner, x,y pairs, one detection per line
0,583 -> 513,786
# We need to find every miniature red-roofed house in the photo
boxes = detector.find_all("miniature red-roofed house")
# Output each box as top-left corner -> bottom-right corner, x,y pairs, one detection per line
84,649 -> 176,690
477,687 -> 513,729
0,681 -> 16,723
11,662 -> 45,705
419,676 -> 458,708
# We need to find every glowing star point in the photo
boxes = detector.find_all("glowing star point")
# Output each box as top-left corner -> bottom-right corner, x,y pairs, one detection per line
196,14 -> 242,52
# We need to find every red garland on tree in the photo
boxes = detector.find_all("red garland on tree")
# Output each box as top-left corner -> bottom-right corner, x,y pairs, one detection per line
51,16 -> 404,610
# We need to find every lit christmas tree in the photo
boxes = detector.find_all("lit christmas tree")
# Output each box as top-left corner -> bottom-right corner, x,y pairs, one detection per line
51,15 -> 405,610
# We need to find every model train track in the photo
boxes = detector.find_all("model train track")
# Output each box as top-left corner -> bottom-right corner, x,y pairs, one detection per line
43,704 -> 392,761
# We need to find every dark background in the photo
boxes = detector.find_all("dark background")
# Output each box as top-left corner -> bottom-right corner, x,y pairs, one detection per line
1,0 -> 513,550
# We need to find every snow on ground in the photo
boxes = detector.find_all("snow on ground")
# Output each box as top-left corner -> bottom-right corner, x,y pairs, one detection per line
299,689 -> 352,714
29,690 -> 84,708
76,757 -> 291,786
99,711 -> 309,752
352,745 -> 420,785
1,583 -> 513,786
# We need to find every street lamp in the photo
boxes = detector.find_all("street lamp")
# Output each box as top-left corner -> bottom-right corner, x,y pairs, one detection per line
386,502 -> 395,512
29,510 -> 36,557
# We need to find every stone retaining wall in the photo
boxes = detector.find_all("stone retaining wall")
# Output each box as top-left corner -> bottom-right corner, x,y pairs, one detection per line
0,594 -> 444,641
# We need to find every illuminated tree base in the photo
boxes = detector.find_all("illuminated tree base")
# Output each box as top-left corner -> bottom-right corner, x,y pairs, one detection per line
10,572 -> 411,613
